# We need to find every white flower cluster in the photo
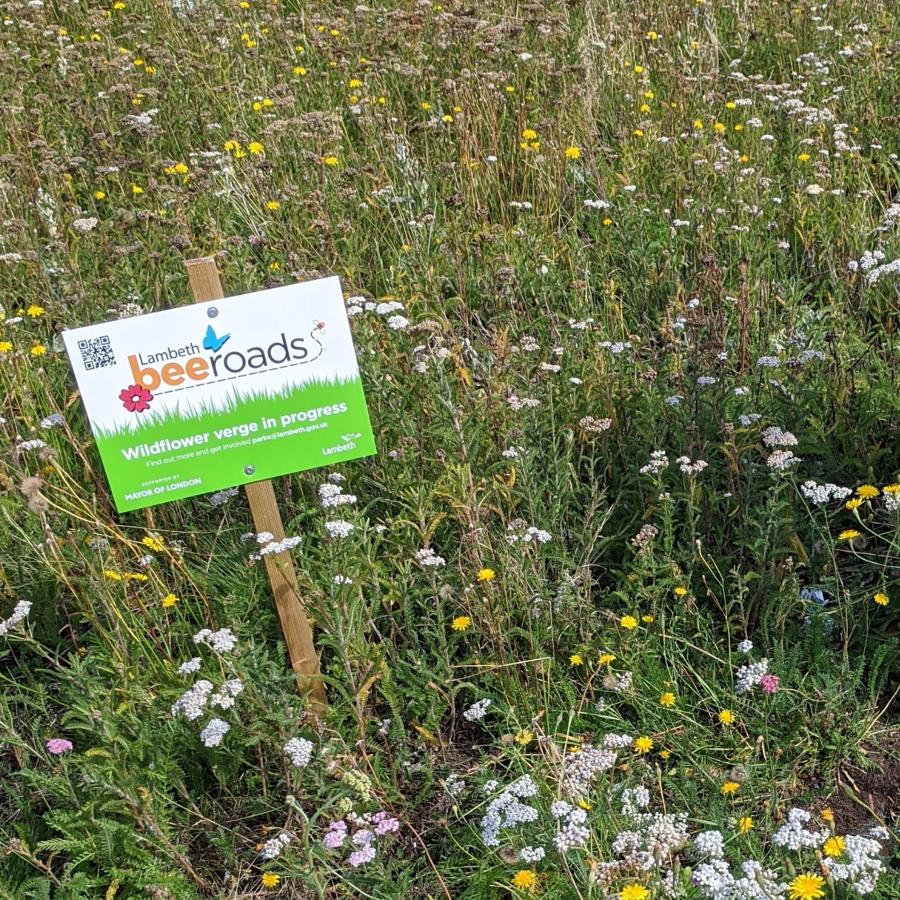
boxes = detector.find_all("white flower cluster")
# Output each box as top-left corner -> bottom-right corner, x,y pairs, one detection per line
767,449 -> 801,470
193,628 -> 237,654
800,480 -> 852,505
0,600 -> 32,637
761,426 -> 798,447
737,639 -> 753,653
177,657 -> 202,676
561,745 -> 618,800
324,519 -> 354,539
318,482 -> 357,508
823,828 -> 888,894
694,829 -> 726,858
693,858 -> 786,900
849,249 -> 900,285
735,658 -> 769,693
520,845 -> 545,863
885,491 -> 900,513
640,450 -> 669,475
507,393 -> 541,411
772,807 -> 829,850
463,698 -> 491,722
551,800 -> 589,852
211,678 -> 243,710
505,523 -> 552,544
619,785 -> 649,816
603,670 -> 633,693
209,487 -> 239,507
677,455 -> 708,475
171,680 -> 214,721
479,776 -> 539,847
578,416 -> 612,433
284,736 -> 314,768
249,535 -> 302,560
346,297 -> 411,330
199,717 -> 230,748
502,446 -> 523,459
415,547 -> 446,568
260,831 -> 293,860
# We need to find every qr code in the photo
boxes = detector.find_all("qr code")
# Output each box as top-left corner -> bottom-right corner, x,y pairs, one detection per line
78,335 -> 115,370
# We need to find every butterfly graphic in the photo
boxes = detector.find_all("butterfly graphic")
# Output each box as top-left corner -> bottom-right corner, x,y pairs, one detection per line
202,324 -> 231,352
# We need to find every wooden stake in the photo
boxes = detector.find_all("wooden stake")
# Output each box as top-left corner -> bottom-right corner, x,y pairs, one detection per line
184,257 -> 326,714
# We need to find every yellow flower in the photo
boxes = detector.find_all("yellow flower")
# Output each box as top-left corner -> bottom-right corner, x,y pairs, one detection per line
788,873 -> 825,900
124,572 -> 149,582
30,343 -> 46,357
620,885 -> 650,900
883,483 -> 900,495
820,808 -> 834,824
838,529 -> 860,541
798,153 -> 811,162
634,736 -> 653,753
714,122 -> 726,133
598,653 -> 616,665
477,567 -> 496,583
512,869 -> 536,890
442,114 -> 453,123
293,65 -> 306,75
420,101 -> 432,110
632,129 -> 644,137
845,498 -> 863,510
856,484 -> 879,499
27,305 -> 44,318
103,570 -> 123,581
646,30 -> 658,40
693,118 -> 704,129
322,155 -> 339,166
619,615 -> 638,630
659,692 -> 675,707
718,709 -> 734,725
451,615 -> 471,632
823,835 -> 845,858
873,592 -> 889,606
131,183 -> 143,195
261,873 -> 280,889
639,103 -> 651,113
721,781 -> 740,795
142,535 -> 164,552
726,101 -> 737,109
161,593 -> 178,608
94,190 -> 106,200
738,816 -> 753,833
248,141 -> 264,155
564,145 -> 581,160
266,200 -> 280,211
515,729 -> 534,746
0,341 -> 12,353
658,749 -> 671,760
674,586 -> 688,597
642,615 -> 654,623
569,654 -> 583,666
521,128 -> 538,140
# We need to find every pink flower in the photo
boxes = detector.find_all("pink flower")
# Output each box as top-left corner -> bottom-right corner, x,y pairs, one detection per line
118,384 -> 153,413
347,844 -> 376,867
759,674 -> 780,694
46,738 -> 73,755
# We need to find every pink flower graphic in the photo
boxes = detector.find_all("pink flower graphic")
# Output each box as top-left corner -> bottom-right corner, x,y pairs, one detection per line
119,384 -> 153,413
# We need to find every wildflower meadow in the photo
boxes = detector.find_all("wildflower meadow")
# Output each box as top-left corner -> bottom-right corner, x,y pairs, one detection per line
1,0 -> 899,897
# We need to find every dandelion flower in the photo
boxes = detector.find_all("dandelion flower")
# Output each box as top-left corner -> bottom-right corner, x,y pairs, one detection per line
674,586 -> 688,597
26,305 -> 44,318
564,145 -> 581,160
845,498 -> 863,510
322,155 -> 339,166
721,781 -> 740,795
569,654 -> 583,666
131,184 -> 143,195
30,343 -> 46,357
642,615 -> 654,623
659,692 -> 675,707
261,872 -> 280,889
634,736 -> 653,753
718,709 -> 734,725
248,141 -> 264,155
161,593 -> 178,608
515,729 -> 534,746
838,529 -> 860,541
94,190 -> 106,200
619,615 -> 638,630
142,535 -> 164,552
788,873 -> 825,900
512,869 -> 536,890
873,592 -> 889,606
823,835 -> 845,858
856,484 -> 879,499
451,616 -> 471,632
738,816 -> 753,833
659,749 -> 671,760
477,567 -> 496,583
620,885 -> 650,900
598,653 -> 616,665
266,200 -> 280,210
820,808 -> 834,824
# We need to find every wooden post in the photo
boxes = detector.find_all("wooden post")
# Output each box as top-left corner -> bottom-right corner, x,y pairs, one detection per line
184,257 -> 326,715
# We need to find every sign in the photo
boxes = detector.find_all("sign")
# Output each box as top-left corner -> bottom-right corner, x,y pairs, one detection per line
63,276 -> 376,512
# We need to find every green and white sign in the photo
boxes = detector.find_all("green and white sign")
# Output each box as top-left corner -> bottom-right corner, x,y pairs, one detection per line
63,277 -> 376,512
